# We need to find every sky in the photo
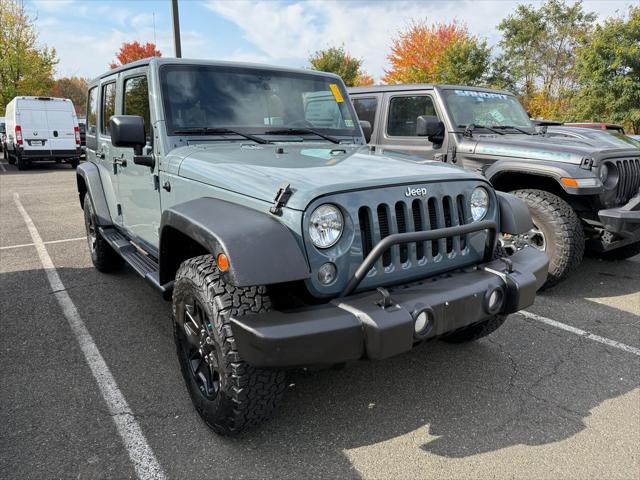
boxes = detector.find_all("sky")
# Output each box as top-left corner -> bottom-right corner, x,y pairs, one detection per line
29,0 -> 635,82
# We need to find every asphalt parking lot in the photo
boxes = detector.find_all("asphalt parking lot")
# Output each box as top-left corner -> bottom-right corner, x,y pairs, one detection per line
1,155 -> 638,480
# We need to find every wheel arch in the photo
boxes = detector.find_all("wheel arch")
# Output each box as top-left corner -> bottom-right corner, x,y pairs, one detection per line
76,162 -> 112,225
159,198 -> 310,287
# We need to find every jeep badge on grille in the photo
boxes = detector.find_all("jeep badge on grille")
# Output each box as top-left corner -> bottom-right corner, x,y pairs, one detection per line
405,186 -> 428,197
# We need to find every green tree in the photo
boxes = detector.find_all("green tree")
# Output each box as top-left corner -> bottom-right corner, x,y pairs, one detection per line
0,0 -> 57,115
50,76 -> 88,114
494,0 -> 596,118
308,46 -> 373,87
572,6 -> 640,133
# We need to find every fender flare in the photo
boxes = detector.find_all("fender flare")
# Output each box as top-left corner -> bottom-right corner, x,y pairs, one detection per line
76,162 -> 112,225
159,197 -> 310,287
484,160 -> 601,195
496,192 -> 533,234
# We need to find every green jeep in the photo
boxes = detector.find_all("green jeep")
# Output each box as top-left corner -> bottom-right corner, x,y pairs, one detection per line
77,58 -> 548,435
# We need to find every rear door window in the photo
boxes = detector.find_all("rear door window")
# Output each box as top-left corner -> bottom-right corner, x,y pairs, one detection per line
353,97 -> 378,130
87,87 -> 98,135
387,95 -> 437,137
101,82 -> 116,136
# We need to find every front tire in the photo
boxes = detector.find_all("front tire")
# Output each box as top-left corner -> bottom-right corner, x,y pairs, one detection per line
513,189 -> 584,288
173,255 -> 286,435
83,193 -> 124,272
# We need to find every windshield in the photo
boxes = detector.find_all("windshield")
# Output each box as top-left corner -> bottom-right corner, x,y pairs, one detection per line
441,89 -> 533,129
160,65 -> 359,137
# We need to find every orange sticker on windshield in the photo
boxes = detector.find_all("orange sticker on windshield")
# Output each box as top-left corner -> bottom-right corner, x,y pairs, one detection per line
329,83 -> 344,103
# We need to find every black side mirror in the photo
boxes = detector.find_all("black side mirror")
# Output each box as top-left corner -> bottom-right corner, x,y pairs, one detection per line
110,115 -> 146,155
416,115 -> 444,143
359,120 -> 372,143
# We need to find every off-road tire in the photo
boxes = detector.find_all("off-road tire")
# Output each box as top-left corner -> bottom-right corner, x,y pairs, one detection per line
441,315 -> 508,343
173,255 -> 286,435
597,242 -> 640,261
513,189 -> 584,288
83,193 -> 124,272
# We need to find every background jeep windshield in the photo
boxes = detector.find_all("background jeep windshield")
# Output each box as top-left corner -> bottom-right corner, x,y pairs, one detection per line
441,89 -> 533,129
160,65 -> 358,135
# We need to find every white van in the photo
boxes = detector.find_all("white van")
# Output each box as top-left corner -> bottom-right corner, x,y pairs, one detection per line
4,96 -> 81,170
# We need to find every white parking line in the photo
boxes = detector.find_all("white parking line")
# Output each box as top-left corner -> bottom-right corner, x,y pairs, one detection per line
520,310 -> 640,356
12,193 -> 166,480
0,236 -> 87,251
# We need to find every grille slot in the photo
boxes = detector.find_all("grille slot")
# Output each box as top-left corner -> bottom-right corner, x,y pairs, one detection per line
615,158 -> 640,204
377,204 -> 392,267
357,194 -> 473,275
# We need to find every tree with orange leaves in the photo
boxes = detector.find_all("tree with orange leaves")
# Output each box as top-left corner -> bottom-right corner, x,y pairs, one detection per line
309,46 -> 375,86
382,21 -> 490,85
110,41 -> 161,69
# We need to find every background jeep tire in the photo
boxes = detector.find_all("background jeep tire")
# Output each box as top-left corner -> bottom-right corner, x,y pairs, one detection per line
441,315 -> 508,343
83,193 -> 124,272
513,189 -> 584,288
596,242 -> 640,261
173,255 -> 286,435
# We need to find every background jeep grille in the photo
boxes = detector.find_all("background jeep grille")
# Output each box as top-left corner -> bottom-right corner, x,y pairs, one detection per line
614,158 -> 640,205
358,194 -> 470,272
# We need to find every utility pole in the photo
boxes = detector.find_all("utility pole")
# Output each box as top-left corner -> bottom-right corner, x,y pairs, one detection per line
171,0 -> 182,58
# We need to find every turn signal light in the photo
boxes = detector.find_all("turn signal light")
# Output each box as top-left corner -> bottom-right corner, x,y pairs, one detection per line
74,126 -> 81,146
560,178 -> 579,187
216,253 -> 229,272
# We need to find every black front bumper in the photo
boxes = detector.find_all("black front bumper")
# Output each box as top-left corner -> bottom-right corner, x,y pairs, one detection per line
231,247 -> 549,368
597,192 -> 640,248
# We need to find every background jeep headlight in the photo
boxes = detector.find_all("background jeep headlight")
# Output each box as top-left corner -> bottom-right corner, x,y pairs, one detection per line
599,162 -> 619,189
309,204 -> 343,248
470,187 -> 489,221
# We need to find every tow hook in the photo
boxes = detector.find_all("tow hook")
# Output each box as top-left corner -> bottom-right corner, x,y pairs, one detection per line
375,287 -> 394,309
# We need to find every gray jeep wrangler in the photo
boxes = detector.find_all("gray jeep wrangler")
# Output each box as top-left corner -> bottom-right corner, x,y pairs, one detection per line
349,85 -> 640,287
77,59 -> 548,435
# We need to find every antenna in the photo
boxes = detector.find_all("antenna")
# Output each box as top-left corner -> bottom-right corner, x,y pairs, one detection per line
153,12 -> 157,46
171,0 -> 182,58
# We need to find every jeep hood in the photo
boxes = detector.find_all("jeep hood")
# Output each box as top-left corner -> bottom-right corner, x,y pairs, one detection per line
467,134 -> 638,165
175,143 -> 483,210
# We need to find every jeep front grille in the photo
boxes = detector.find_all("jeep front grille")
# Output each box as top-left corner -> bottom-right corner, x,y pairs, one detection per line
358,194 -> 470,271
614,158 -> 640,204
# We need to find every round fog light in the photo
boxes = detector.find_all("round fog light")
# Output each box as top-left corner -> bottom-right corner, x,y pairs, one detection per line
485,287 -> 504,314
413,309 -> 434,338
318,262 -> 337,285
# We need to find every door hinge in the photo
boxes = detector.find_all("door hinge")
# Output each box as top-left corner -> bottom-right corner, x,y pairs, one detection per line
153,174 -> 160,191
117,204 -> 122,216
269,183 -> 294,216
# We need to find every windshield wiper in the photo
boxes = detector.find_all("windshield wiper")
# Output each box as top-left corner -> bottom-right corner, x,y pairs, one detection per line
264,128 -> 341,144
172,127 -> 271,144
460,124 -> 505,137
492,125 -> 533,135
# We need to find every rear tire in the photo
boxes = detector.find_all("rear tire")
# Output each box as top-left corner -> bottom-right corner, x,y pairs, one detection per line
16,154 -> 27,170
83,193 -> 124,272
513,189 -> 584,288
597,242 -> 640,261
173,255 -> 286,435
7,150 -> 16,165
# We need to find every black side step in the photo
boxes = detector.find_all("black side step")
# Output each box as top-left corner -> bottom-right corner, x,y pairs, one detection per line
99,227 -> 174,298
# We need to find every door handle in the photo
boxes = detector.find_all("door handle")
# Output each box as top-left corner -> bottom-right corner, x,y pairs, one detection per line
98,151 -> 105,159
114,158 -> 127,167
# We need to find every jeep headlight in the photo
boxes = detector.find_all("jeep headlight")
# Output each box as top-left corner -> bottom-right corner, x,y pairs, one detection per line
599,162 -> 619,189
309,204 -> 343,248
470,187 -> 489,221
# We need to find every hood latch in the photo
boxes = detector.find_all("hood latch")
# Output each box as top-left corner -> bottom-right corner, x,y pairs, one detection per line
269,183 -> 294,216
